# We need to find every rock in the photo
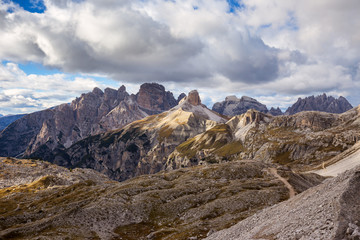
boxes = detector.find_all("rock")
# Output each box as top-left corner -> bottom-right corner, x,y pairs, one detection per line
0,83 -> 176,162
212,96 -> 268,116
177,93 -> 186,103
0,114 -> 27,131
180,90 -> 201,106
269,107 -> 283,116
136,83 -> 177,114
285,93 -> 353,115
0,109 -> 55,157
55,91 -> 227,181
0,158 -> 323,240
205,165 -> 360,240
169,107 -> 360,172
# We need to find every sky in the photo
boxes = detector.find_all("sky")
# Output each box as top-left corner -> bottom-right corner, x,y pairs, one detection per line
0,0 -> 360,115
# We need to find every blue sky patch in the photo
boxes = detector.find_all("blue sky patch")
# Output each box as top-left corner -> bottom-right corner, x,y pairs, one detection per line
227,0 -> 245,13
18,62 -> 61,75
9,0 -> 46,13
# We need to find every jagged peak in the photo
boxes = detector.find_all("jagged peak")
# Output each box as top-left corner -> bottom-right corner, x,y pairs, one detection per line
138,82 -> 165,92
225,95 -> 239,102
179,90 -> 201,106
92,87 -> 104,96
240,96 -> 256,102
227,109 -> 271,126
119,85 -> 126,92
177,93 -> 186,103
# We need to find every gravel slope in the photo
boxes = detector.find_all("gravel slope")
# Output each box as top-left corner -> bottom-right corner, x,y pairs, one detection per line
315,143 -> 360,177
205,165 -> 360,240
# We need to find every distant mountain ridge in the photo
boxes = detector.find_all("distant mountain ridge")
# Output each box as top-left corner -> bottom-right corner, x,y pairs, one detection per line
285,93 -> 353,115
212,95 -> 272,116
0,83 -> 182,159
212,93 -> 353,117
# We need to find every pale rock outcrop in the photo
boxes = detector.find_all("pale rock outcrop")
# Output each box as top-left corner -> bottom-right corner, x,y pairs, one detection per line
168,107 -> 360,172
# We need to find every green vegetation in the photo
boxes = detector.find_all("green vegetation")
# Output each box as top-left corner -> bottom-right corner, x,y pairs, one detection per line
176,137 -> 197,158
158,125 -> 174,142
273,151 -> 292,165
214,141 -> 244,157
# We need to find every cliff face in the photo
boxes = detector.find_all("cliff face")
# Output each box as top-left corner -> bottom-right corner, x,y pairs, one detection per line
0,114 -> 27,131
0,110 -> 54,157
136,83 -> 178,114
53,90 -> 228,181
269,107 -> 283,116
285,93 -> 353,115
0,83 -> 176,161
212,96 -> 268,116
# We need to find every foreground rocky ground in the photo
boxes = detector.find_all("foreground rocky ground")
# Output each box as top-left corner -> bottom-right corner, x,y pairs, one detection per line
206,165 -> 360,240
0,157 -> 323,240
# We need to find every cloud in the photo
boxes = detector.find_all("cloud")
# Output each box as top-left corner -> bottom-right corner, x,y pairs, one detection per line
0,0 -> 283,84
0,0 -> 359,112
0,62 -> 104,114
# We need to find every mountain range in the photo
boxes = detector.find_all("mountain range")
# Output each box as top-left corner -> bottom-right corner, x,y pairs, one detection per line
212,93 -> 353,117
0,83 -> 359,239
285,93 -> 353,115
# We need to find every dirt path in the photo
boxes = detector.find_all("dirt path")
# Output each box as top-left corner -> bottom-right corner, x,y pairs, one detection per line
269,168 -> 296,198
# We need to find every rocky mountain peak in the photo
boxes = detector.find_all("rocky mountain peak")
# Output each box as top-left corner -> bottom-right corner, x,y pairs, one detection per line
269,107 -> 283,116
285,93 -> 353,115
212,95 -> 268,116
225,95 -> 239,102
118,85 -> 126,92
185,90 -> 201,106
92,87 -> 104,97
136,83 -> 177,114
177,93 -> 186,103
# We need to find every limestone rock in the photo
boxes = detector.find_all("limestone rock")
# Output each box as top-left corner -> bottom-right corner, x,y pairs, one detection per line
285,93 -> 353,115
55,91 -> 228,181
269,107 -> 283,116
212,95 -> 268,116
0,158 -> 323,240
205,165 -> 360,240
0,114 -> 26,131
0,84 -> 175,162
169,107 -> 360,172
177,93 -> 186,103
185,90 -> 201,106
136,83 -> 177,114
